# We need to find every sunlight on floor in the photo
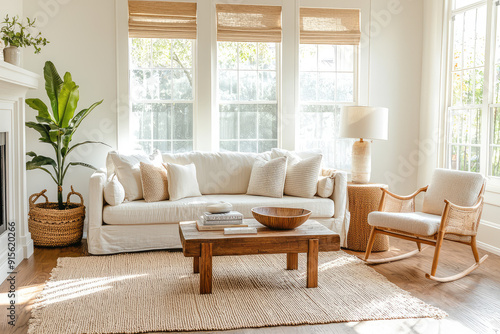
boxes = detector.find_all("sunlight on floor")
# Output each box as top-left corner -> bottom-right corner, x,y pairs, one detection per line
0,284 -> 45,305
346,318 -> 477,334
36,274 -> 148,306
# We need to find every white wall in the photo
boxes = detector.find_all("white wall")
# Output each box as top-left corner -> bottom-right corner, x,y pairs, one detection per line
369,0 -> 423,195
23,0 -> 118,222
19,0 -> 424,231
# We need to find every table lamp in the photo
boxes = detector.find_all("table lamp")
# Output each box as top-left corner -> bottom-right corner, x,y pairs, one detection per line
340,106 -> 388,183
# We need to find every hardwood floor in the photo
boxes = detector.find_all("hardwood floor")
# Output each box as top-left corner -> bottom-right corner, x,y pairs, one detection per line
1,238 -> 500,334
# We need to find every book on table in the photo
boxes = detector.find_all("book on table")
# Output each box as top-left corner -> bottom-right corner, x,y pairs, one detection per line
196,218 -> 248,231
203,211 -> 243,225
224,227 -> 257,235
203,211 -> 244,222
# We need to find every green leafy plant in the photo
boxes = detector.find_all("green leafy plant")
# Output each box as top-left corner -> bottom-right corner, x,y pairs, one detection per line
26,61 -> 108,209
1,15 -> 48,53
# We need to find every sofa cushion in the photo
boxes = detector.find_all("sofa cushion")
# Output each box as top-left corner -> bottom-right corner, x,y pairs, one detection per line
103,194 -> 334,225
162,151 -> 271,195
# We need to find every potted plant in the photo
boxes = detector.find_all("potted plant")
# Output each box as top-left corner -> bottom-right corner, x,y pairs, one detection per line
1,15 -> 48,66
25,61 -> 108,247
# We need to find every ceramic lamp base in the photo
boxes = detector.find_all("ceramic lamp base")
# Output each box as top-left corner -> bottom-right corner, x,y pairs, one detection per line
351,139 -> 371,183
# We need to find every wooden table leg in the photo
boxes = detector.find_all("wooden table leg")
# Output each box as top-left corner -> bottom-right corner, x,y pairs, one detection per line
307,239 -> 319,288
287,253 -> 298,270
193,256 -> 199,274
200,243 -> 213,294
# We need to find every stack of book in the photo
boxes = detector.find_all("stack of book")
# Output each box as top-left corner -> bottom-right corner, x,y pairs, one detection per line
196,211 -> 246,231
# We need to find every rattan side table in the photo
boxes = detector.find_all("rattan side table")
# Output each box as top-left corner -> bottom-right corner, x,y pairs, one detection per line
346,183 -> 389,252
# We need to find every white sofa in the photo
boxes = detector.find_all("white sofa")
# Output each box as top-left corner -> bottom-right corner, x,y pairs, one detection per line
87,151 -> 349,255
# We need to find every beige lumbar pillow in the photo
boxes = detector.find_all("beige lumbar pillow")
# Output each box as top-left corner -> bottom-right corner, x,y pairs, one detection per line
247,157 -> 287,198
140,162 -> 169,202
166,163 -> 202,201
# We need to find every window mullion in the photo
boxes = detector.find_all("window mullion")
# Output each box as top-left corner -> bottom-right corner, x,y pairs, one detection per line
481,0 -> 495,176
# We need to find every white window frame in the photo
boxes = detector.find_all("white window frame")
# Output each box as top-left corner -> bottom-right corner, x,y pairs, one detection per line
441,0 -> 500,190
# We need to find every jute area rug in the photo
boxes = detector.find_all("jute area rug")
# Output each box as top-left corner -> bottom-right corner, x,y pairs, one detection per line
29,251 -> 446,333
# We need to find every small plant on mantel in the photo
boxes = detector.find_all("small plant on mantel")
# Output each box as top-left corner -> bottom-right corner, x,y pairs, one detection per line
1,15 -> 48,66
25,61 -> 109,247
1,15 -> 48,53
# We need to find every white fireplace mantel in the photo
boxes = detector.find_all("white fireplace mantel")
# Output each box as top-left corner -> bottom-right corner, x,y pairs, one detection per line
0,61 -> 39,283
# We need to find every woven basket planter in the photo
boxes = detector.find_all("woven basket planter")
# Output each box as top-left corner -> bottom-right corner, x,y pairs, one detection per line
28,186 -> 85,247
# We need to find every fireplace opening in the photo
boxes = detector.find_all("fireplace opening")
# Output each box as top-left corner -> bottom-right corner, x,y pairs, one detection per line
0,133 -> 6,235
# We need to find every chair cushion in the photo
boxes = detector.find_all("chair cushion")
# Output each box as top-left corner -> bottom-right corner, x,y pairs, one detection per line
103,194 -> 334,225
368,211 -> 442,236
422,168 -> 484,215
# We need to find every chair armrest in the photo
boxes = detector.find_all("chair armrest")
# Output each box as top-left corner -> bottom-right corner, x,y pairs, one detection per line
440,197 -> 484,236
379,186 -> 428,213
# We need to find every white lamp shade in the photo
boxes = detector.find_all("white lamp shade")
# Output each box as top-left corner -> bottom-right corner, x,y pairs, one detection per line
340,106 -> 388,140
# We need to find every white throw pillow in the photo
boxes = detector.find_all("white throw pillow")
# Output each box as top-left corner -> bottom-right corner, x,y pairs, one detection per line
284,155 -> 323,198
317,176 -> 334,198
108,151 -> 162,201
103,174 -> 125,206
271,148 -> 322,198
246,157 -> 287,198
166,163 -> 202,201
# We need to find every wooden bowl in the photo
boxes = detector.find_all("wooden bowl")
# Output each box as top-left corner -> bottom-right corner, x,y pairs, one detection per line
251,207 -> 312,230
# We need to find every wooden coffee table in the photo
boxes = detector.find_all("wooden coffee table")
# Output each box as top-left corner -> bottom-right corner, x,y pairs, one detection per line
179,219 -> 340,294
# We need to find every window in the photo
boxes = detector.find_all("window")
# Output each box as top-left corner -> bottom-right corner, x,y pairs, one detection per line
298,44 -> 356,169
218,42 -> 278,153
298,8 -> 360,169
128,1 -> 196,153
216,4 -> 282,153
129,38 -> 194,153
444,0 -> 500,178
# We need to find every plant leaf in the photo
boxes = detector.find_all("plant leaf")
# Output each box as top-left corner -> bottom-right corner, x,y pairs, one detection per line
66,140 -> 110,156
67,161 -> 97,170
58,72 -> 80,128
26,98 -> 54,122
26,155 -> 56,169
69,100 -> 103,133
26,151 -> 37,157
25,121 -> 55,145
49,129 -> 60,143
43,61 -> 63,123
35,116 -> 54,124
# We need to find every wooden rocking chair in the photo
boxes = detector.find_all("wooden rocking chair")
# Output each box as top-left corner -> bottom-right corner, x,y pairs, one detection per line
364,168 -> 488,282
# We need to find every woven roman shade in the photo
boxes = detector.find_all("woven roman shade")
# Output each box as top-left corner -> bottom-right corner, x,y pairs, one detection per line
300,8 -> 360,45
128,1 -> 197,39
216,4 -> 282,43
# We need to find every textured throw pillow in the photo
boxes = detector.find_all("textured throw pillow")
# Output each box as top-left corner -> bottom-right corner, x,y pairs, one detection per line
271,148 -> 323,198
284,155 -> 323,198
103,174 -> 125,206
316,176 -> 334,198
247,157 -> 287,198
166,163 -> 202,201
140,162 -> 169,202
108,151 -> 162,201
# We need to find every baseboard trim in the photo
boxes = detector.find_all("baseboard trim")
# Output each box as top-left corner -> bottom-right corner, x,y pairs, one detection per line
477,241 -> 500,256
